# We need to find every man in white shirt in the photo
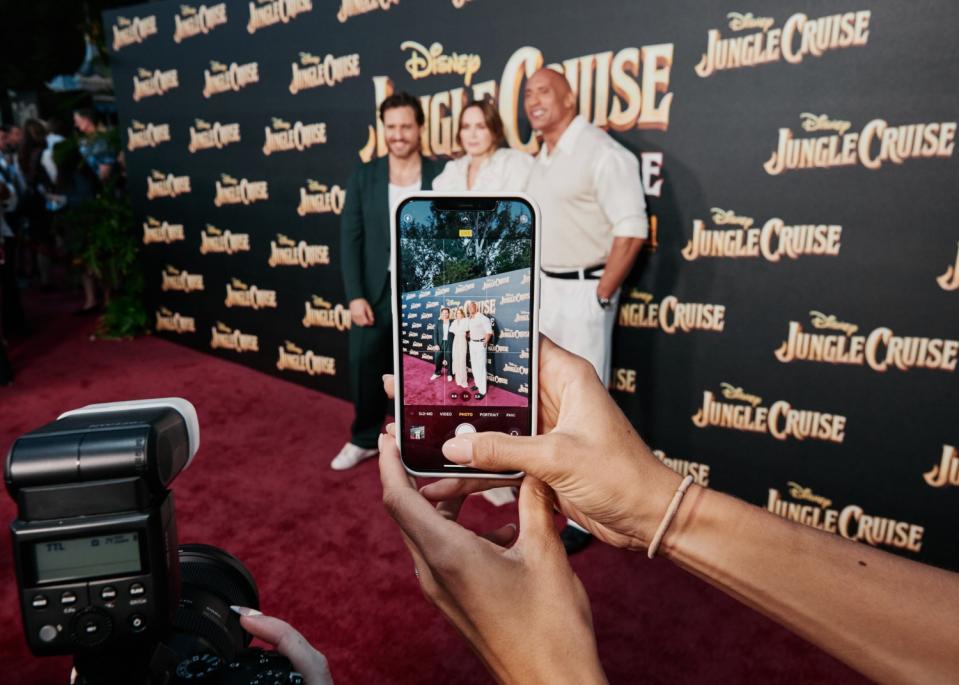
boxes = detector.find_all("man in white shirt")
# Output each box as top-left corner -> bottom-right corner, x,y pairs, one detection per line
524,68 -> 648,553
430,307 -> 452,381
466,301 -> 493,399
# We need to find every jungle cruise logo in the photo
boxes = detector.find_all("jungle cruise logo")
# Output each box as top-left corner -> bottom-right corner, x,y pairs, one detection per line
938,242 -> 959,291
203,59 -> 260,97
133,68 -> 179,101
161,266 -> 204,292
924,445 -> 959,488
618,291 -> 726,334
682,208 -> 842,262
214,174 -> 269,207
303,296 -> 351,330
146,170 -> 191,199
155,308 -> 196,334
268,234 -> 330,268
653,449 -> 711,487
113,15 -> 158,50
691,382 -> 847,443
767,482 -> 924,553
764,113 -> 956,175
200,224 -> 250,255
188,119 -> 241,153
290,52 -> 361,94
248,0 -> 312,33
224,278 -> 277,309
297,180 -> 346,216
337,0 -> 398,23
263,118 -> 327,155
775,311 -> 959,372
127,121 -> 171,151
143,217 -> 184,244
276,341 -> 336,376
174,4 -> 228,43
359,43 -> 673,161
210,322 -> 259,353
402,41 -> 482,86
695,11 -> 871,78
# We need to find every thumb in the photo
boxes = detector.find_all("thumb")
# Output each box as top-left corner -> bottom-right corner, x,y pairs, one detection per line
441,432 -> 563,480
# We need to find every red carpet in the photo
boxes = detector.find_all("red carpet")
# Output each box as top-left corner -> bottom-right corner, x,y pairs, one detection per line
0,292 -> 869,684
402,353 -> 526,407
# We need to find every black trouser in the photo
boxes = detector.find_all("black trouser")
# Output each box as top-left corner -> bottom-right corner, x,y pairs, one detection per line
433,340 -> 451,375
348,286 -> 394,449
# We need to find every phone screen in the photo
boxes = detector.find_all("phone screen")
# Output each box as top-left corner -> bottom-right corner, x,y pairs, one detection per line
395,196 -> 536,476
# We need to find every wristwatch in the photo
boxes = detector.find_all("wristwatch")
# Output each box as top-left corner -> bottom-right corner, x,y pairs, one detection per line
597,294 -> 613,310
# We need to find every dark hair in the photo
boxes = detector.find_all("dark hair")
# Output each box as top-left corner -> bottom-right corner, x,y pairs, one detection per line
18,119 -> 47,177
74,107 -> 100,127
457,100 -> 505,152
379,92 -> 425,126
441,307 -> 450,314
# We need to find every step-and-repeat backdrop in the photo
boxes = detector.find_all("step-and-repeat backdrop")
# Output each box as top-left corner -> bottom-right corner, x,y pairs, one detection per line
105,0 -> 958,570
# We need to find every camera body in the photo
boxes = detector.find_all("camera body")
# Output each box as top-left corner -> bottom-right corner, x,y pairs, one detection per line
6,399 -> 195,656
5,399 -> 300,684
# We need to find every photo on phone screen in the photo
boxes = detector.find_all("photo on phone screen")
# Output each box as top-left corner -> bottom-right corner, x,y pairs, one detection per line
393,194 -> 539,477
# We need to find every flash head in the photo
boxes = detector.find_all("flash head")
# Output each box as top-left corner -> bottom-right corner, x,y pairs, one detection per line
5,398 -> 199,511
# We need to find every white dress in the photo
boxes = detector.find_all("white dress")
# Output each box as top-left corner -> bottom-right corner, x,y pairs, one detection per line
432,147 -> 534,192
450,318 -> 469,387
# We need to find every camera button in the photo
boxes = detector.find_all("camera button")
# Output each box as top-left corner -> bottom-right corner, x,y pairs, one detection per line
100,586 -> 117,601
38,624 -> 58,643
454,422 -> 476,436
128,613 -> 147,633
31,594 -> 49,608
129,583 -> 145,596
61,591 -> 77,605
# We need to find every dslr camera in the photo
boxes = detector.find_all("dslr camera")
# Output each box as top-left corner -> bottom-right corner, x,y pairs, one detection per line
6,399 -> 302,684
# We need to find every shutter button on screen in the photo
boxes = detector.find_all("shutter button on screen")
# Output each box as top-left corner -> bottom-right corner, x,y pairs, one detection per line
38,625 -> 58,643
454,423 -> 476,436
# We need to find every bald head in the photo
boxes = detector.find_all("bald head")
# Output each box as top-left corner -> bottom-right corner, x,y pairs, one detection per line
524,68 -> 577,145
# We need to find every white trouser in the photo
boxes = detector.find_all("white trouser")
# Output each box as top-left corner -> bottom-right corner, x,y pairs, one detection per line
468,341 -> 488,394
539,275 -> 618,385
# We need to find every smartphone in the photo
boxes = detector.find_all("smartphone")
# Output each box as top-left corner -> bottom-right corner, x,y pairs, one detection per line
391,193 -> 540,478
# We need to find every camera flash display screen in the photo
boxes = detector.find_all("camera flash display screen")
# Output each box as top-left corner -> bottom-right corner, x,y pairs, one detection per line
33,532 -> 141,584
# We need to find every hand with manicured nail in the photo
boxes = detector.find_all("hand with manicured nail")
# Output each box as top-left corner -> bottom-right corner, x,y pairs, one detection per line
383,336 -> 681,551
378,431 -> 607,684
232,607 -> 334,685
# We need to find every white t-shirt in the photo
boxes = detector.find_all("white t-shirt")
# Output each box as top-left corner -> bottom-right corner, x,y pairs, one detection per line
467,312 -> 493,342
432,147 -> 534,192
526,115 -> 648,269
388,180 -> 420,271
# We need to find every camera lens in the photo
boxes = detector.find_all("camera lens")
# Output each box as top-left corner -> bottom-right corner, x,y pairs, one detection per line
169,544 -> 259,676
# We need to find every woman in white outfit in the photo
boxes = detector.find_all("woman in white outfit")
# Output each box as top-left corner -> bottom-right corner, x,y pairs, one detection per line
435,102 -> 530,507
449,308 -> 469,387
432,100 -> 533,192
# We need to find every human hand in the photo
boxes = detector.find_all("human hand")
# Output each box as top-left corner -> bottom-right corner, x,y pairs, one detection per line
233,607 -> 334,685
349,298 -> 374,326
420,336 -> 682,551
378,431 -> 607,684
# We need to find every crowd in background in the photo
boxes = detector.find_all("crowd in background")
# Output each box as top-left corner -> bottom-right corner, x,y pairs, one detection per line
0,108 -> 121,386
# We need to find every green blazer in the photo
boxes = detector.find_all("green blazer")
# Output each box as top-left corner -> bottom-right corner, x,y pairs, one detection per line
340,156 -> 444,303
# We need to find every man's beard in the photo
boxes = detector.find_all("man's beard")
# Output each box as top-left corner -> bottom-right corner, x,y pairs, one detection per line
387,140 -> 419,159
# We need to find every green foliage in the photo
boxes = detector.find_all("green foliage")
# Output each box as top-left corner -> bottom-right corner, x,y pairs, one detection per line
58,170 -> 148,338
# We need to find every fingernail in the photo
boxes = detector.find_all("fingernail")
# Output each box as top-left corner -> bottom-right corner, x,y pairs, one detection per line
230,605 -> 262,617
442,437 -> 473,464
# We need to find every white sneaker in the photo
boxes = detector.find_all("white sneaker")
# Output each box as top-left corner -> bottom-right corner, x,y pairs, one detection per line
430,374 -> 439,381
331,442 -> 378,470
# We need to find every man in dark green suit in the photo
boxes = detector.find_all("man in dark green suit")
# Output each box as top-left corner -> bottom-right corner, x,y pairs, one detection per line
332,92 -> 444,470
